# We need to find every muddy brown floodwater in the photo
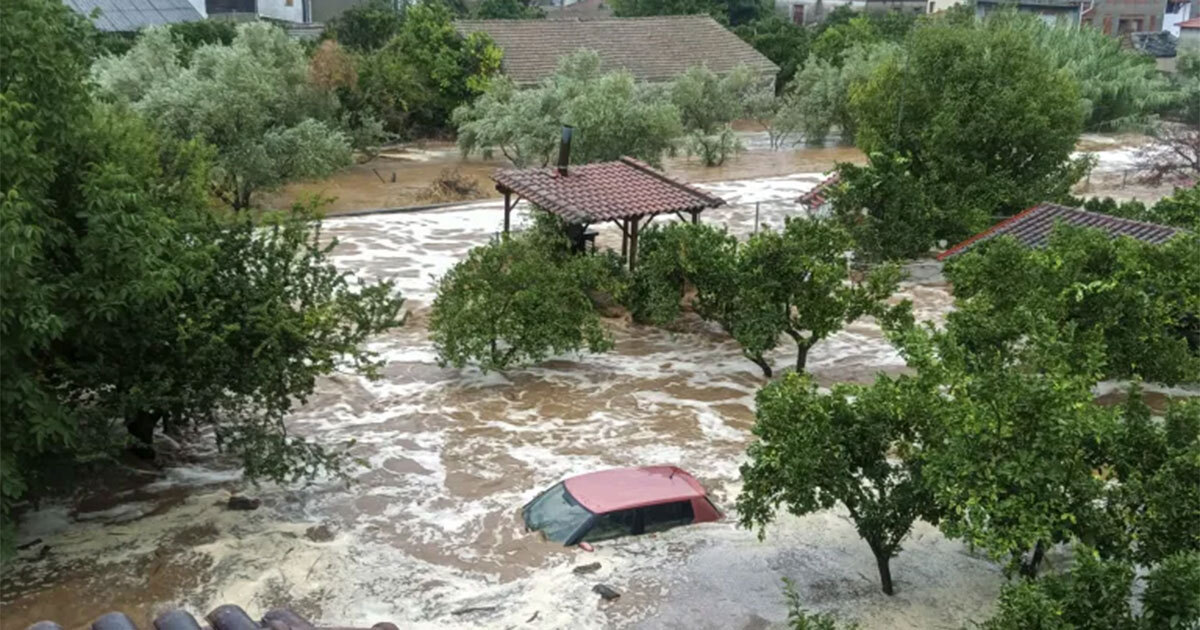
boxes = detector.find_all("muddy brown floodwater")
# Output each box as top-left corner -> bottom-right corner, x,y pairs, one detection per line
1,138 -> 1186,630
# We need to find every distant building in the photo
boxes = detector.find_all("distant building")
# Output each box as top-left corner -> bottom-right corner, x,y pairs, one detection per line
454,16 -> 779,90
1164,0 -> 1194,36
64,0 -> 205,31
1180,16 -> 1200,48
537,0 -> 611,18
975,0 -> 1086,26
1081,0 -> 1168,34
773,0 -> 926,26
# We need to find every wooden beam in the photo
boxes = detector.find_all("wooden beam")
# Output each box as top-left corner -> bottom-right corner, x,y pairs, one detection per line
620,219 -> 629,261
629,216 -> 641,272
503,192 -> 512,234
691,210 -> 700,225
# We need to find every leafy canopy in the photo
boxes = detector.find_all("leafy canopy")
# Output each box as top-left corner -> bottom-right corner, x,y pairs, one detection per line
454,50 -> 682,167
850,18 -> 1088,242
429,214 -> 624,372
739,373 -> 937,595
93,22 -> 355,210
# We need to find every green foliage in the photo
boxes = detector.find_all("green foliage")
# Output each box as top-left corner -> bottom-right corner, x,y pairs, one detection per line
94,23 -> 354,210
831,152 -> 935,262
985,10 -> 1176,131
323,0 -> 404,52
669,64 -> 760,165
783,578 -> 860,629
167,19 -> 237,61
945,227 -> 1200,385
2,0 -> 404,550
381,2 -> 502,132
1174,51 -> 1200,124
454,50 -> 682,167
429,223 -> 623,372
739,373 -> 937,595
1072,187 -> 1200,232
732,13 -> 810,89
1142,552 -> 1200,630
472,0 -> 545,19
983,549 -> 1200,630
609,0 -> 768,25
851,19 -> 1088,241
785,42 -> 898,144
632,219 -> 908,376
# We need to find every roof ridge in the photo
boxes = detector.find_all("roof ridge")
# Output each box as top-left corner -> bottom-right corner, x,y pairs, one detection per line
617,156 -> 725,206
457,14 -> 717,24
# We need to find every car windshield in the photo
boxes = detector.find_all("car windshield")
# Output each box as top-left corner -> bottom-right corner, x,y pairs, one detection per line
522,482 -> 594,544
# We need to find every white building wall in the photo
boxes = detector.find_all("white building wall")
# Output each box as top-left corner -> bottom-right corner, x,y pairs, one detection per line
1181,27 -> 1200,49
1165,4 -> 1192,36
258,0 -> 305,22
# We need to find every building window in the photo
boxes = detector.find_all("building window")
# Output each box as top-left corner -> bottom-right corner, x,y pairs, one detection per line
285,0 -> 293,5
928,1 -> 936,12
792,4 -> 805,24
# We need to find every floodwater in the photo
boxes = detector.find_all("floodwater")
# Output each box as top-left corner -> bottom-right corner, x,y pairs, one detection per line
0,141 -> 1182,630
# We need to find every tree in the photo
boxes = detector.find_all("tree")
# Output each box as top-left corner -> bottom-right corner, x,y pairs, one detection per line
786,42 -> 898,145
670,64 -> 761,166
472,0 -> 545,19
982,549 -> 1200,630
322,0 -> 404,52
945,227 -> 1200,385
2,0 -> 404,548
1136,124 -> 1200,187
454,50 -> 682,167
831,152 -> 937,262
631,220 -> 908,377
386,1 -> 502,132
732,14 -> 811,90
1173,50 -> 1200,124
739,373 -> 937,595
609,0 -> 767,25
94,23 -> 355,210
850,19 -> 1088,241
985,10 -> 1177,131
895,312 -> 1121,576
168,19 -> 237,61
428,220 -> 623,372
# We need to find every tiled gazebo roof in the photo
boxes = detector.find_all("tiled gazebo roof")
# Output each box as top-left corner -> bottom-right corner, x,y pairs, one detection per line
797,171 -> 840,209
493,156 -> 725,223
938,202 -> 1184,261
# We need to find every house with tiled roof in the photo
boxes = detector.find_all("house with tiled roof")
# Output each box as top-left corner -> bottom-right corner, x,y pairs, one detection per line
1180,16 -> 1200,50
454,15 -> 779,91
938,203 -> 1185,261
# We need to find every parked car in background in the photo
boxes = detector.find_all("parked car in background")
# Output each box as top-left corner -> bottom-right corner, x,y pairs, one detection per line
522,466 -> 721,546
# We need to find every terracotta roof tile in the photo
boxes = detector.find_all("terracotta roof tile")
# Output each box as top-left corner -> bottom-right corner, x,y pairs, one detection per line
455,15 -> 778,86
938,203 -> 1184,260
1179,16 -> 1200,28
493,157 -> 725,222
797,171 -> 840,208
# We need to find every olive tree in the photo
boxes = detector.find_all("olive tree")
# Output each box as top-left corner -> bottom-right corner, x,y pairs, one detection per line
93,22 -> 354,210
739,373 -> 938,595
454,50 -> 682,167
669,64 -> 760,166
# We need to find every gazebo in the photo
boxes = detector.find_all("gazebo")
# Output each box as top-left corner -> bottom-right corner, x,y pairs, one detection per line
492,155 -> 726,270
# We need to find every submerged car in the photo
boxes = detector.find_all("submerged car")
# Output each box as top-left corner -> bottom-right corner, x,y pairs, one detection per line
521,466 -> 721,545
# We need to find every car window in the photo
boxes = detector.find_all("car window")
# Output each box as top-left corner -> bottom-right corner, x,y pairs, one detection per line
642,500 -> 694,534
522,482 -> 594,544
581,508 -> 638,542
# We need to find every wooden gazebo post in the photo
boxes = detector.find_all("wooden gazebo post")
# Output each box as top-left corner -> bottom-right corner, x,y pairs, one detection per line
628,216 -> 641,271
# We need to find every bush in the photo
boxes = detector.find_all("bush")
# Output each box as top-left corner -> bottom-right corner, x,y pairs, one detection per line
417,167 -> 481,202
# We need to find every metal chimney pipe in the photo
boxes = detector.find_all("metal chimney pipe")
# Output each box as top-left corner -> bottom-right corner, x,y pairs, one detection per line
557,125 -> 574,176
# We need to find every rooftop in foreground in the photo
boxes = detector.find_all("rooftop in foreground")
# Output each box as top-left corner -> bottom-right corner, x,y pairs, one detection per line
563,466 -> 707,514
938,202 -> 1185,260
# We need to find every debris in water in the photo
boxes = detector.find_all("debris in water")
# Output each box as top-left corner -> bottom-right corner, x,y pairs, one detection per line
526,611 -> 539,623
226,496 -> 260,511
451,606 -> 498,616
304,524 -> 335,542
573,562 -> 602,575
592,584 -> 620,601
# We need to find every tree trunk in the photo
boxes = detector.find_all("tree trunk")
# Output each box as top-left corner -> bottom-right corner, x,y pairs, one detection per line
747,353 -> 772,378
795,341 -> 810,373
1019,540 -> 1046,579
871,545 -> 895,595
126,410 -> 160,460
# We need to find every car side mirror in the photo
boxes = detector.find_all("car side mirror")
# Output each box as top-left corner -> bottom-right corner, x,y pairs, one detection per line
578,542 -> 594,552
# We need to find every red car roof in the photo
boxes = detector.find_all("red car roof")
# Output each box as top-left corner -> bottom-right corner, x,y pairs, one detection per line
562,466 -> 708,514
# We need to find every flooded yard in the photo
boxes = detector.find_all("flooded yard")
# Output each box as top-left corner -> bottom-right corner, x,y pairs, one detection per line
0,138 -> 1181,630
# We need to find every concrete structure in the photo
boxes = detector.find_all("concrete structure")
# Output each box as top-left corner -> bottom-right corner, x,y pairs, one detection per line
1180,15 -> 1200,48
1081,0 -> 1168,34
63,0 -> 205,31
975,0 -> 1086,26
774,0 -> 926,25
1164,0 -> 1194,35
